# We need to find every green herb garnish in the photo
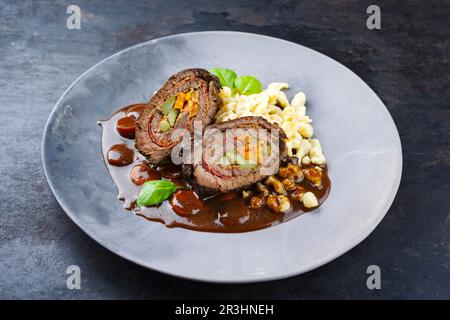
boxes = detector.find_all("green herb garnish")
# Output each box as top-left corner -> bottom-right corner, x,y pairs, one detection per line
209,68 -> 263,95
137,180 -> 183,207
234,76 -> 263,95
209,68 -> 237,89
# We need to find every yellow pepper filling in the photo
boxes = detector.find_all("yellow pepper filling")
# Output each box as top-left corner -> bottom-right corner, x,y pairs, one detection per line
173,89 -> 198,118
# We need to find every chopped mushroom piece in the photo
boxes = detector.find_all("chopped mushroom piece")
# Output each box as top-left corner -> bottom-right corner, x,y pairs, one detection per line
256,182 -> 270,197
278,166 -> 289,179
302,192 -> 319,208
303,166 -> 323,188
277,195 -> 292,212
281,178 -> 296,191
287,164 -> 304,182
250,196 -> 265,209
292,186 -> 306,201
266,195 -> 291,213
265,175 -> 287,195
279,163 -> 303,182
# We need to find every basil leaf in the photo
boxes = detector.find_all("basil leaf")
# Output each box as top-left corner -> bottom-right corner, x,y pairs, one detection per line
161,95 -> 176,115
234,76 -> 263,95
137,180 -> 182,207
209,68 -> 237,89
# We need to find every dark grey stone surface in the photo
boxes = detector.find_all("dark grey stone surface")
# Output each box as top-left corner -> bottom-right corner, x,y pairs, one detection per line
0,0 -> 449,299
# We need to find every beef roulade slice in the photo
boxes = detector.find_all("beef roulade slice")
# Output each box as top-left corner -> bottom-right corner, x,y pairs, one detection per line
136,68 -> 221,163
183,116 -> 288,194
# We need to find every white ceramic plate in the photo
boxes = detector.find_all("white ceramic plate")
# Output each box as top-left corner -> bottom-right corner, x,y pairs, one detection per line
42,31 -> 402,283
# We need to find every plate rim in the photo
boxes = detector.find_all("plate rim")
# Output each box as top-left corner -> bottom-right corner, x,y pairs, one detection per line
42,30 -> 403,283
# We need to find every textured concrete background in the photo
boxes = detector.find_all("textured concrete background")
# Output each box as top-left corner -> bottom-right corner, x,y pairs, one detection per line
0,0 -> 449,299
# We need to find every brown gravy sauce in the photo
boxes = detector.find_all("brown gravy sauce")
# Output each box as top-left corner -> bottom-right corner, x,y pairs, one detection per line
107,144 -> 134,166
99,104 -> 331,233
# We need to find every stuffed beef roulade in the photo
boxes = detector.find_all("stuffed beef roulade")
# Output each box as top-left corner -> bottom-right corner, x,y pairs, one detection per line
183,116 -> 288,194
136,68 -> 221,163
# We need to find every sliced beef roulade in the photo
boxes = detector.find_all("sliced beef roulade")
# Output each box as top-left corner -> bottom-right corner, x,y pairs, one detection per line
183,116 -> 288,194
136,68 -> 221,163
